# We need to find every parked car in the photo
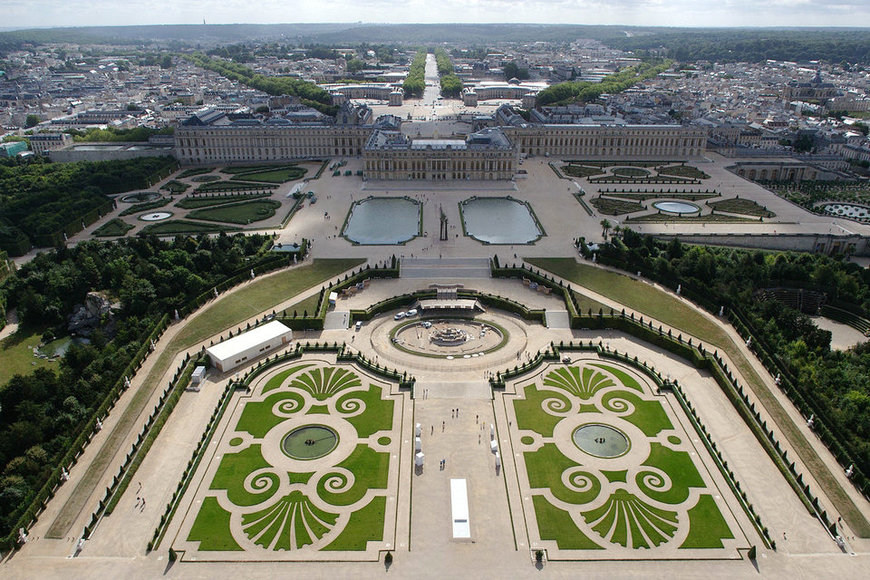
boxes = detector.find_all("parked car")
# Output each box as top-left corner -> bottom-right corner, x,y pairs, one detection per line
406,309 -> 418,317
355,321 -> 363,331
394,312 -> 406,320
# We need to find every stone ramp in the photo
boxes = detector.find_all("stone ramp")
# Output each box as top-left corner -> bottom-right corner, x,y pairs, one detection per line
414,381 -> 493,399
401,258 -> 492,280
323,310 -> 350,330
545,310 -> 571,329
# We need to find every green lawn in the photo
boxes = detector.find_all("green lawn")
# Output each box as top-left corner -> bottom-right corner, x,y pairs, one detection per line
187,199 -> 282,224
627,213 -> 757,223
92,218 -> 133,237
159,180 -> 190,193
708,198 -> 775,218
590,197 -> 645,215
119,198 -> 170,216
174,193 -> 270,209
611,167 -> 651,177
527,256 -> 870,537
178,167 -> 215,178
657,165 -> 710,179
562,165 -> 605,178
173,259 -> 363,351
285,293 -> 321,317
139,220 -> 241,235
187,497 -> 243,551
0,326 -> 56,385
195,181 -> 277,193
235,167 -> 307,183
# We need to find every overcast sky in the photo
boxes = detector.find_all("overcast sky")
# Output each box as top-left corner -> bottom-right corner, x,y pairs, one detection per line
3,0 -> 870,29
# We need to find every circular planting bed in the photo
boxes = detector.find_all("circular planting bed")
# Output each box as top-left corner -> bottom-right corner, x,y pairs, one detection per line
120,191 -> 161,203
611,167 -> 651,178
390,318 -> 508,358
653,200 -> 700,215
281,425 -> 339,460
572,423 -> 630,458
138,211 -> 173,221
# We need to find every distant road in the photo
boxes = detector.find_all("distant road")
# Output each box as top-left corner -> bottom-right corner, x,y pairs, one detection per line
422,53 -> 441,106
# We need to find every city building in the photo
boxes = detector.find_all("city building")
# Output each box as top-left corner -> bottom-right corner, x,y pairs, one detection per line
28,132 -> 73,154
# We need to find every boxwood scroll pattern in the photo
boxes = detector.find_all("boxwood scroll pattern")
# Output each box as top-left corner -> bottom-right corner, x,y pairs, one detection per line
185,362 -> 398,554
513,361 -> 736,551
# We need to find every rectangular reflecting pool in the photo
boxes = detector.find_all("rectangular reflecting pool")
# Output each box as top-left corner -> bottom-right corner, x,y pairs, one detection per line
342,196 -> 422,245
460,196 -> 544,244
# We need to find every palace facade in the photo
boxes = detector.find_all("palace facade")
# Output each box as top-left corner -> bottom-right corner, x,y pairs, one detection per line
363,128 -> 516,181
173,105 -> 707,176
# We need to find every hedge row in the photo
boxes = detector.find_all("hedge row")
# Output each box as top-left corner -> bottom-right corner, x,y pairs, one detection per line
82,354 -> 197,541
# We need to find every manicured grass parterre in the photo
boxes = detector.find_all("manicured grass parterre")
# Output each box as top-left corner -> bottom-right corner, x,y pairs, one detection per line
657,165 -> 710,179
591,197 -> 645,215
511,360 -> 736,551
119,197 -> 171,216
186,199 -> 282,224
184,360 -> 400,554
707,198 -> 775,218
195,181 -> 278,193
178,167 -> 215,178
562,165 -> 605,178
221,164 -> 307,183
627,213 -> 757,223
175,193 -> 270,209
611,167 -> 650,178
191,175 -> 221,183
160,180 -> 190,193
234,166 -> 307,183
92,218 -> 133,237
139,220 -> 241,236
526,257 -> 870,537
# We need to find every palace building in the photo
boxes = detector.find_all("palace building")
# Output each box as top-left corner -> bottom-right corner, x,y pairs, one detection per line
173,104 -> 706,177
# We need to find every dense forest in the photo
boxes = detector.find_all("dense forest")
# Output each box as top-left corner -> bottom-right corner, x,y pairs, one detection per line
0,156 -> 177,255
536,60 -> 672,107
3,24 -> 866,64
590,231 -> 870,476
183,53 -> 337,116
610,29 -> 870,65
0,234 -> 275,539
